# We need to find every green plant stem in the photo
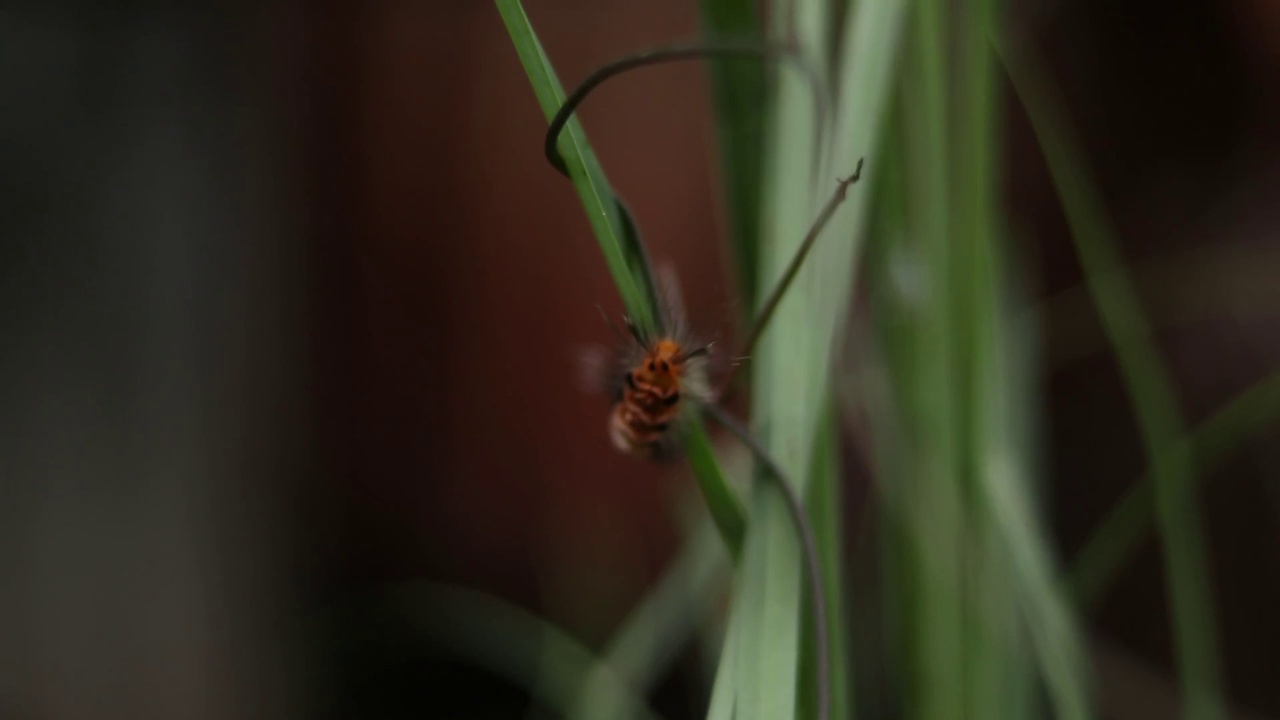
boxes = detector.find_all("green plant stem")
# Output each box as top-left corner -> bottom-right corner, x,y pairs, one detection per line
904,0 -> 966,717
997,35 -> 1224,720
683,419 -> 748,557
698,0 -> 768,309
808,408 -> 851,720
706,585 -> 746,720
496,0 -> 656,335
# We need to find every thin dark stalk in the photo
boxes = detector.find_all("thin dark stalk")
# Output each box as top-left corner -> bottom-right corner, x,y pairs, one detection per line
701,402 -> 830,720
544,39 -> 824,177
721,164 -> 863,396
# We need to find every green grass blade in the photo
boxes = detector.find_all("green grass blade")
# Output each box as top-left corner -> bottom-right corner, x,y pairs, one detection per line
899,1 -> 967,717
732,0 -> 829,715
997,36 -> 1225,720
496,0 -> 746,555
819,4 -> 907,713
735,480 -> 805,720
981,445 -> 1094,720
955,4 -> 1091,718
980,291 -> 1094,720
1073,370 -> 1280,606
698,0 -> 767,310
684,419 -> 748,557
496,0 -> 654,335
954,3 -> 1001,713
806,408 -> 852,720
706,585 -> 746,720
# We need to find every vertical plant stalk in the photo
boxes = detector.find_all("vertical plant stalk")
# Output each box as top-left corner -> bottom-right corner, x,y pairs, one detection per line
808,408 -> 852,720
822,2 -> 908,718
966,12 -> 1095,713
955,0 -> 1000,711
699,0 -> 769,309
959,11 -> 1096,703
997,35 -> 1225,720
902,0 -> 966,717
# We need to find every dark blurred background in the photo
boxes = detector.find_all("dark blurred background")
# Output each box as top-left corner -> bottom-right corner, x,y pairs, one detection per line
2,1 -> 1278,718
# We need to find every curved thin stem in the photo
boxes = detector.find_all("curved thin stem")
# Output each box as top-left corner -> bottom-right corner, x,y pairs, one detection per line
701,402 -> 830,720
544,39 -> 824,177
740,162 -> 863,360
716,166 -> 864,401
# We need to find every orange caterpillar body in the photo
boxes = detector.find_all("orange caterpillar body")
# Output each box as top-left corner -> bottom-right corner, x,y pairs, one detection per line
579,269 -> 713,458
610,338 -> 688,456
